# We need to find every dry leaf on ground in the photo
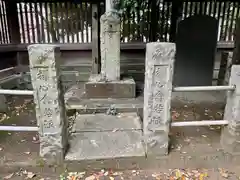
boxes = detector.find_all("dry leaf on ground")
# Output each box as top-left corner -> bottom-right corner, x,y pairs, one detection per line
26,172 -> 36,179
4,173 -> 14,179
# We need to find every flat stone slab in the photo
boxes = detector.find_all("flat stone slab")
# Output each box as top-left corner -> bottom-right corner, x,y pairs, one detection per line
65,131 -> 145,161
72,113 -> 142,132
84,75 -> 136,99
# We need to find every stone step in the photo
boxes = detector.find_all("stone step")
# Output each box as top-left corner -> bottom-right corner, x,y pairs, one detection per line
65,112 -> 145,161
72,112 -> 142,132
65,131 -> 145,161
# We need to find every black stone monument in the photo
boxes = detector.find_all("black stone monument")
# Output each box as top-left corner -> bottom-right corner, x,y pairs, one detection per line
173,15 -> 218,86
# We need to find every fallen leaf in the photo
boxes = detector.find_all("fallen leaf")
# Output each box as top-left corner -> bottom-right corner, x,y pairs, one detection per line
85,175 -> 95,180
26,172 -> 36,179
0,147 -> 3,151
24,152 -> 31,155
219,168 -> 229,178
4,173 -> 14,179
175,169 -> 182,178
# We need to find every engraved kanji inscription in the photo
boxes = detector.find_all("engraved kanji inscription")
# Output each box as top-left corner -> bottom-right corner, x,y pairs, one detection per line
149,116 -> 163,125
43,119 -> 54,129
43,108 -> 53,118
155,81 -> 165,88
36,69 -> 48,81
152,48 -> 163,62
152,104 -> 164,113
154,90 -> 164,102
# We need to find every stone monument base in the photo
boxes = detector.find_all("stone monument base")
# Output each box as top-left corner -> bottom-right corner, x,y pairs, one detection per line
84,74 -> 136,99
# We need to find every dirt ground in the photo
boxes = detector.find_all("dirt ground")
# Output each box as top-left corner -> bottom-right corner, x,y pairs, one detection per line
0,96 -> 240,179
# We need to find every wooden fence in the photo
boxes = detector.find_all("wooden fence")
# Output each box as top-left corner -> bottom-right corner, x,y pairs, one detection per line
0,0 -> 239,44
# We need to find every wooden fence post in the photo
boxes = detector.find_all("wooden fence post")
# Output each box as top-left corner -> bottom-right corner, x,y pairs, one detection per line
91,2 -> 101,74
232,17 -> 240,65
5,1 -> 20,44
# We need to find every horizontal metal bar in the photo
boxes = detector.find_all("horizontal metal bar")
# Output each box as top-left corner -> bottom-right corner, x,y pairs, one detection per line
171,120 -> 228,127
0,74 -> 21,84
0,89 -> 33,95
0,67 -> 15,73
0,126 -> 38,131
173,85 -> 235,92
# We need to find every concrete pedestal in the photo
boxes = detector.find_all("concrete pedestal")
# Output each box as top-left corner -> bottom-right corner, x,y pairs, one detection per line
84,75 -> 136,99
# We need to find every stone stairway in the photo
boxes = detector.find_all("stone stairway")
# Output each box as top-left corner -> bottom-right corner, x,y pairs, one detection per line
65,113 -> 145,160
64,85 -> 146,161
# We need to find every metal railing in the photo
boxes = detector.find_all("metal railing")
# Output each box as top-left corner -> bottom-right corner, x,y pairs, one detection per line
0,89 -> 33,95
171,85 -> 235,127
0,67 -> 37,132
173,85 -> 235,92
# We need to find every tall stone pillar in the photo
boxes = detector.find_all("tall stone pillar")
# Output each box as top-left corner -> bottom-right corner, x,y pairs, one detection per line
100,12 -> 120,81
144,42 -> 176,156
28,44 -> 68,163
221,65 -> 240,154
84,6 -> 136,99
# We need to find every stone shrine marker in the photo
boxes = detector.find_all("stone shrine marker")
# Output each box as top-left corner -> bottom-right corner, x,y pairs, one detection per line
173,15 -> 218,86
144,42 -> 175,155
28,44 -> 68,163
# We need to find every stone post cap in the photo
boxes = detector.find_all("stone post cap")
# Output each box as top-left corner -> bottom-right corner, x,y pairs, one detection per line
101,12 -> 120,32
27,44 -> 60,68
146,42 -> 176,65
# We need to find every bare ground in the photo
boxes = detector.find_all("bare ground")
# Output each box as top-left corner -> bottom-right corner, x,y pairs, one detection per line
0,96 -> 240,179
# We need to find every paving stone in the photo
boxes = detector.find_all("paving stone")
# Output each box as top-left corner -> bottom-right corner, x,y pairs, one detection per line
65,131 -> 145,160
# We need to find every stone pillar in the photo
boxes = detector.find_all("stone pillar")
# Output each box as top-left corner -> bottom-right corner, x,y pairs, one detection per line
28,44 -> 68,163
143,42 -> 176,156
100,11 -> 120,81
221,65 -> 240,154
224,52 -> 233,85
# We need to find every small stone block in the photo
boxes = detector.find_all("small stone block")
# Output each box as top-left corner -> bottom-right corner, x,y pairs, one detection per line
72,112 -> 142,132
84,76 -> 136,98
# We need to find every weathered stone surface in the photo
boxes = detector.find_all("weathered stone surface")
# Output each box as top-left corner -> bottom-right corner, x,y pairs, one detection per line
64,84 -> 85,103
65,131 -> 145,160
0,86 -> 7,112
224,52 -> 233,85
100,12 -> 120,81
143,42 -> 175,156
221,65 -> 240,154
28,44 -> 68,163
72,112 -> 141,132
85,75 -> 136,98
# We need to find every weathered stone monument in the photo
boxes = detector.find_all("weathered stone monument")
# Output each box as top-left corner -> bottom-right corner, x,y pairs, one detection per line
173,15 -> 218,86
221,65 -> 240,154
28,44 -> 68,163
84,0 -> 135,99
144,42 -> 176,155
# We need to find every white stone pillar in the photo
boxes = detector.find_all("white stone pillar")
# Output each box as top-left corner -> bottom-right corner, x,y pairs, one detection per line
221,65 -> 240,154
28,44 -> 68,163
143,42 -> 176,156
100,12 -> 120,81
